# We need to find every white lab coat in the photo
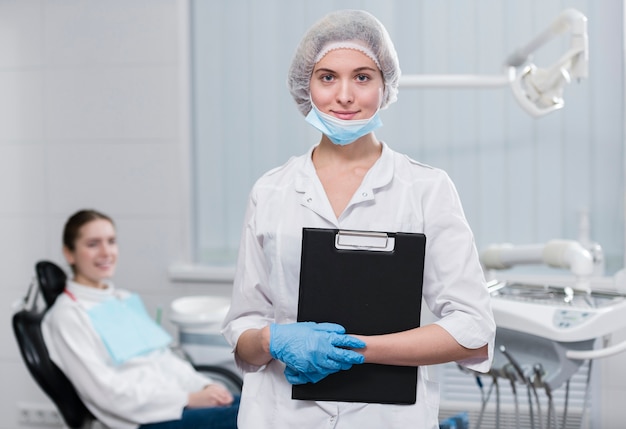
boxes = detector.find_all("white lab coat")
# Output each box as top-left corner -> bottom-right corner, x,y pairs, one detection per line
221,142 -> 496,429
42,281 -> 213,429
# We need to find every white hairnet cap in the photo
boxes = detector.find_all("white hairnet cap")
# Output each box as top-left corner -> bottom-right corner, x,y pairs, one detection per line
287,9 -> 401,116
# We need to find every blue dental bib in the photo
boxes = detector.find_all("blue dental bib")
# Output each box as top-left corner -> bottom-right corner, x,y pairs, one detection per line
87,293 -> 172,365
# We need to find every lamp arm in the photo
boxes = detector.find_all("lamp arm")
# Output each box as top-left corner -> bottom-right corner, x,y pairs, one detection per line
480,239 -> 594,277
397,8 -> 588,118
505,8 -> 588,69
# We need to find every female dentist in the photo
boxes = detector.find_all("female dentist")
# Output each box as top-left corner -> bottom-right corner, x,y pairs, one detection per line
222,9 -> 495,429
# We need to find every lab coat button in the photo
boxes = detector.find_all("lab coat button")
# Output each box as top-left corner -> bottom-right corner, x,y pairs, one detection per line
306,197 -> 312,203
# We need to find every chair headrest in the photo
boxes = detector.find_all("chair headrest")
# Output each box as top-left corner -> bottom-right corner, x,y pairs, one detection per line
35,261 -> 67,308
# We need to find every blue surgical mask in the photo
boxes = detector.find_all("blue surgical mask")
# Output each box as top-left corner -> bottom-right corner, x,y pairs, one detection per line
305,103 -> 383,146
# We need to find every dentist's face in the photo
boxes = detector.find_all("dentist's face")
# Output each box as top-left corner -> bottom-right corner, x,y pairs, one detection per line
310,48 -> 383,121
64,219 -> 118,288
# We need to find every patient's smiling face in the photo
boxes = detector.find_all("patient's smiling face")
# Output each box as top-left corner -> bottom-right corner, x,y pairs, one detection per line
64,219 -> 118,288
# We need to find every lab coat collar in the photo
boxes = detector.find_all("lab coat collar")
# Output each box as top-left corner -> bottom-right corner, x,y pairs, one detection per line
296,142 -> 393,187
295,152 -> 335,223
295,141 -> 394,205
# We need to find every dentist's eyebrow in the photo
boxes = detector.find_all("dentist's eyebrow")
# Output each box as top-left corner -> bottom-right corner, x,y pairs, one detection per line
313,66 -> 378,76
354,66 -> 378,73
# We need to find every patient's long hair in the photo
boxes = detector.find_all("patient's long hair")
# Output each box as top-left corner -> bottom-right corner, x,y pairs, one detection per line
63,209 -> 115,252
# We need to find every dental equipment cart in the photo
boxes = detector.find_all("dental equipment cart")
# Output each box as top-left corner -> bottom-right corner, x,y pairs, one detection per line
464,239 -> 626,429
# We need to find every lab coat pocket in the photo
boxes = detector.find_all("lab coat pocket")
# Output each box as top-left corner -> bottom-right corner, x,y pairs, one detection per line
239,361 -> 292,426
238,370 -> 276,428
390,374 -> 440,429
415,367 -> 441,426
422,376 -> 440,410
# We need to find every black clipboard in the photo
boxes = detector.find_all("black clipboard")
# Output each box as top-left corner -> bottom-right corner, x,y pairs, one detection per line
292,228 -> 426,404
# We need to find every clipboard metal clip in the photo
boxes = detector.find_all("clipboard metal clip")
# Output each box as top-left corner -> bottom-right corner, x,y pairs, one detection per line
335,230 -> 395,252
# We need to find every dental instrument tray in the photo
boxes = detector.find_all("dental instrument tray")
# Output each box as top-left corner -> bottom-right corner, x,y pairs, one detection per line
488,280 -> 626,343
487,279 -> 626,391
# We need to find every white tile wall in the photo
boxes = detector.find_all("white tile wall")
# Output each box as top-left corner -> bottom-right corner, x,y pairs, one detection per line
113,217 -> 186,291
0,145 -> 46,214
45,142 -> 182,215
43,67 -> 180,140
0,0 -> 43,68
0,71 -> 44,140
42,0 -> 178,66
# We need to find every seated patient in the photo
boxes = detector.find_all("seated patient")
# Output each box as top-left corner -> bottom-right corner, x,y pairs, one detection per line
42,209 -> 239,429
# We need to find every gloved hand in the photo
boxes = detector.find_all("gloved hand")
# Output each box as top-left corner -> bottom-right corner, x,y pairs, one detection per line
269,322 -> 365,383
283,365 -> 345,385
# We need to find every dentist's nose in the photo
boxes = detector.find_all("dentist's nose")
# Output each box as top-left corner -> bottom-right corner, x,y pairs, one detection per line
336,81 -> 354,105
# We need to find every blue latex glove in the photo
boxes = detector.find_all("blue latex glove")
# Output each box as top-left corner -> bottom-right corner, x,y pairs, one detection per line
269,322 -> 365,383
283,365 -> 346,385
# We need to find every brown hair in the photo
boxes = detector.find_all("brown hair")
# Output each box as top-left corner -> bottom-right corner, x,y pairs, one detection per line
63,209 -> 115,251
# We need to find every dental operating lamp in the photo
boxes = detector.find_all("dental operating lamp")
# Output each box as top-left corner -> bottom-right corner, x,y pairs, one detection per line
399,8 -> 589,117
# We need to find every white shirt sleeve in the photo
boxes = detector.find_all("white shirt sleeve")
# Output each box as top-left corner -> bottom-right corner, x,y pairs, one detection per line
221,190 -> 277,373
420,171 -> 496,373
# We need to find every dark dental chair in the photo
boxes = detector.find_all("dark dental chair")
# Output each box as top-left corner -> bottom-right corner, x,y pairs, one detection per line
13,261 -> 94,428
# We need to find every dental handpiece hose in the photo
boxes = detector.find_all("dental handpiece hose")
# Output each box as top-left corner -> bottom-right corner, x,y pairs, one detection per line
505,365 -> 521,429
533,363 -> 557,429
499,345 -> 525,381
500,345 -> 536,429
